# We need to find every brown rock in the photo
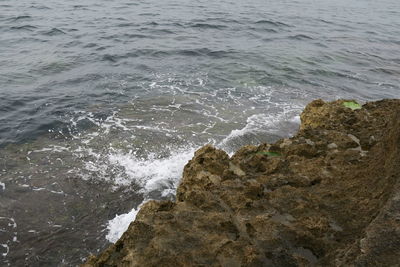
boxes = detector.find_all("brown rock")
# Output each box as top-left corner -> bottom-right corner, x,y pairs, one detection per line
84,99 -> 400,267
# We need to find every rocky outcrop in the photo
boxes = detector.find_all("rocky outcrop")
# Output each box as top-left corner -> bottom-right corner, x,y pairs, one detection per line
84,99 -> 400,266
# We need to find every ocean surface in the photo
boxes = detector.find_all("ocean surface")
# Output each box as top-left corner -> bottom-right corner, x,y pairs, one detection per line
0,0 -> 399,265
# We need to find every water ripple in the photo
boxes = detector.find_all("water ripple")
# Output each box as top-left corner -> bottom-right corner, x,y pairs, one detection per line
1,1 -> 400,263
254,20 -> 291,27
42,28 -> 67,36
7,15 -> 32,22
10,25 -> 37,31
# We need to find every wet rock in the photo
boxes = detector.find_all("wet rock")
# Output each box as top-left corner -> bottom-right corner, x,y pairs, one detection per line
84,99 -> 400,266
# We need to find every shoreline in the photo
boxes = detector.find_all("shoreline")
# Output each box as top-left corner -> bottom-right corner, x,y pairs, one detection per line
85,99 -> 400,266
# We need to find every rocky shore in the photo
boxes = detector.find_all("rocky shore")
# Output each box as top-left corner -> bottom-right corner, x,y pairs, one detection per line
84,99 -> 400,266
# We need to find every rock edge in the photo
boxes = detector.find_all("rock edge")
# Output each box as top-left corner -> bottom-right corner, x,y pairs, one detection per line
84,99 -> 400,266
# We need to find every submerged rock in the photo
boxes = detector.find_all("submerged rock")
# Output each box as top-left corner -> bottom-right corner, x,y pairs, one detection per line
84,99 -> 400,266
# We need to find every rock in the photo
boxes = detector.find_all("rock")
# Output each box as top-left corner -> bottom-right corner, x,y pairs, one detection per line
84,99 -> 400,267
327,143 -> 338,149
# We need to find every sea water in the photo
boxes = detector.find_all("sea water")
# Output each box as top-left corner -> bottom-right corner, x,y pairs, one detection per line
0,0 -> 399,265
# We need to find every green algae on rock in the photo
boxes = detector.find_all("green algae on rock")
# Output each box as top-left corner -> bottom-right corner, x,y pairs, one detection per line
84,99 -> 400,267
342,101 -> 362,110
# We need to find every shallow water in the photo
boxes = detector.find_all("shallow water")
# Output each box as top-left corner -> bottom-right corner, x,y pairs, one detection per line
0,0 -> 399,265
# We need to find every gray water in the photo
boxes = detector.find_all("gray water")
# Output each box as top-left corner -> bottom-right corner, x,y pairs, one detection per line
0,0 -> 399,265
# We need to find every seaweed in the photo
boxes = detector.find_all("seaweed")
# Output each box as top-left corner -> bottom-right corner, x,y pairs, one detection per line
343,101 -> 361,110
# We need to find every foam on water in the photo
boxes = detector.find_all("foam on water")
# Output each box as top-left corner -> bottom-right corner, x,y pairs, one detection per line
64,83 -> 305,243
1,0 -> 400,264
107,146 -> 198,193
104,146 -> 198,242
64,109 -> 201,243
1,244 -> 9,257
217,101 -> 302,153
219,112 -> 300,149
102,112 -> 302,243
106,207 -> 139,243
8,74 -> 306,245
0,217 -> 17,260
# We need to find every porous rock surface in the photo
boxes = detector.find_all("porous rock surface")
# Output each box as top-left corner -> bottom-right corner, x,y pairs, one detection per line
84,99 -> 400,266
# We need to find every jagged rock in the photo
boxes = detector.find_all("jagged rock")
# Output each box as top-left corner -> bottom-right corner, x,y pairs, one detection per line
84,99 -> 400,266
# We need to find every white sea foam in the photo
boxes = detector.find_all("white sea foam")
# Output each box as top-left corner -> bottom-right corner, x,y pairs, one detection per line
218,109 -> 301,151
0,217 -> 17,229
103,109 -> 299,242
0,218 -> 17,258
64,81 -> 306,244
9,218 -> 16,229
104,146 -> 198,243
106,206 -> 139,243
107,147 -> 197,192
31,145 -> 69,153
1,244 -> 9,257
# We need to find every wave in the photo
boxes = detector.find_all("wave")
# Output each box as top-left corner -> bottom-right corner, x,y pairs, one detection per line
98,48 -> 236,62
369,68 -> 400,75
251,27 -> 278,33
10,25 -> 37,31
42,28 -> 66,36
8,15 -> 32,22
106,207 -> 139,243
255,20 -> 290,27
98,84 -> 304,242
289,34 -> 314,40
218,111 -> 301,152
190,23 -> 227,29
104,106 -> 301,242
